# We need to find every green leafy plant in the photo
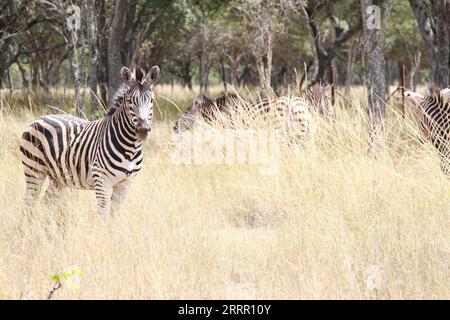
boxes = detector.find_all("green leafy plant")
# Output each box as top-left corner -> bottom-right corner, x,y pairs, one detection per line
48,265 -> 83,299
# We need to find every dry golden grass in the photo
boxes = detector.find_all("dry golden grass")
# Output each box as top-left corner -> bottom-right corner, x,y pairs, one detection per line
0,85 -> 449,299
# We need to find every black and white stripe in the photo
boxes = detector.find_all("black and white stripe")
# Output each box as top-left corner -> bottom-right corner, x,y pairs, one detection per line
300,82 -> 333,119
406,87 -> 450,176
173,94 -> 312,142
20,65 -> 160,214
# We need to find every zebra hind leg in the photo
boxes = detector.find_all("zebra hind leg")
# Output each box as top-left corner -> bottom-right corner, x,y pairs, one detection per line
44,178 -> 63,202
44,178 -> 70,237
23,166 -> 47,203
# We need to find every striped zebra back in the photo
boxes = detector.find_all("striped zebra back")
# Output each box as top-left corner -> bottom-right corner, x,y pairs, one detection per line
232,95 -> 311,142
301,83 -> 333,118
173,94 -> 239,132
419,91 -> 450,176
174,93 -> 312,142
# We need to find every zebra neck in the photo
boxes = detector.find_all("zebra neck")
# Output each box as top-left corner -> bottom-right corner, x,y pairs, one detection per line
109,105 -> 143,151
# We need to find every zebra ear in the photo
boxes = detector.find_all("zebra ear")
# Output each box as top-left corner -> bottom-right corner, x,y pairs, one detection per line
121,67 -> 133,85
145,66 -> 160,85
405,91 -> 424,106
441,87 -> 450,101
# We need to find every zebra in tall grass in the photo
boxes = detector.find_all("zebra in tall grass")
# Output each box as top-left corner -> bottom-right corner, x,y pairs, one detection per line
173,93 -> 311,142
301,82 -> 333,119
405,86 -> 450,176
20,65 -> 160,214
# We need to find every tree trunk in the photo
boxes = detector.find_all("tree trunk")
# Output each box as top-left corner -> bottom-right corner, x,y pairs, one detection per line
68,38 -> 82,116
85,0 -> 98,107
431,1 -> 450,86
409,50 -> 421,91
220,58 -> 227,92
180,60 -> 192,89
265,31 -> 273,90
200,63 -> 211,94
346,37 -> 360,87
45,49 -> 67,86
409,0 -> 450,88
360,0 -> 392,154
17,60 -> 30,89
80,11 -> 87,102
303,0 -> 362,85
108,0 -> 130,101
96,0 -> 108,108
230,59 -> 239,88
31,55 -> 39,89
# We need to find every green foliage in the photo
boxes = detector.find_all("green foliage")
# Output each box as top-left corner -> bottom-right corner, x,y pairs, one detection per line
51,265 -> 83,290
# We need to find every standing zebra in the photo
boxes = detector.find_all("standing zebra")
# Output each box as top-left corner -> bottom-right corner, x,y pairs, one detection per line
405,86 -> 450,176
20,65 -> 160,215
173,94 -> 311,142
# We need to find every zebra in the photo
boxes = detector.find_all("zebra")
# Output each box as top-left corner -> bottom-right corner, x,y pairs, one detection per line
20,65 -> 160,215
173,93 -> 311,142
405,86 -> 450,176
173,93 -> 238,133
300,82 -> 334,119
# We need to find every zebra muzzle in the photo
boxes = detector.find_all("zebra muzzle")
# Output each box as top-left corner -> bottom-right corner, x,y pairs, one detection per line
136,125 -> 151,140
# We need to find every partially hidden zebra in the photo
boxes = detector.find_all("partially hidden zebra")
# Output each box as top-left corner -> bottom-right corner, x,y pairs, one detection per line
173,93 -> 312,142
20,65 -> 160,215
300,82 -> 333,119
405,86 -> 450,176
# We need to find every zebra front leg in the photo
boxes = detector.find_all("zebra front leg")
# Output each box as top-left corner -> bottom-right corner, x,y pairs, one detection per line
110,179 -> 134,216
94,180 -> 113,215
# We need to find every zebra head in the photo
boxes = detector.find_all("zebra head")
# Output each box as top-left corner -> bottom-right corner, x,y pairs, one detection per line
120,65 -> 160,141
173,95 -> 212,133
405,88 -> 450,142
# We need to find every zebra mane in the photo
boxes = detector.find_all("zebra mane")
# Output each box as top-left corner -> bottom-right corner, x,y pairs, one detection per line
106,66 -> 145,116
106,84 -> 129,116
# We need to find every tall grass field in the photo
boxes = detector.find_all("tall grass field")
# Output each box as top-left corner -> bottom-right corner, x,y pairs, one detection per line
0,85 -> 449,299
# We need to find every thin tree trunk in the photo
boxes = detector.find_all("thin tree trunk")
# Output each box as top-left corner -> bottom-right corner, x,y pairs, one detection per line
80,12 -> 87,102
220,58 -> 227,93
346,37 -> 359,87
265,31 -> 272,90
360,0 -> 392,154
17,60 -> 30,89
45,49 -> 67,86
68,31 -> 82,116
96,0 -> 108,108
6,68 -> 13,93
85,0 -> 98,107
409,50 -> 421,91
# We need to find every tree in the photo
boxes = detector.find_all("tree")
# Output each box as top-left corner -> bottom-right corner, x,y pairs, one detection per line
107,0 -> 174,100
233,0 -> 283,95
301,0 -> 362,84
409,0 -> 450,88
84,0 -> 98,107
360,0 -> 393,153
